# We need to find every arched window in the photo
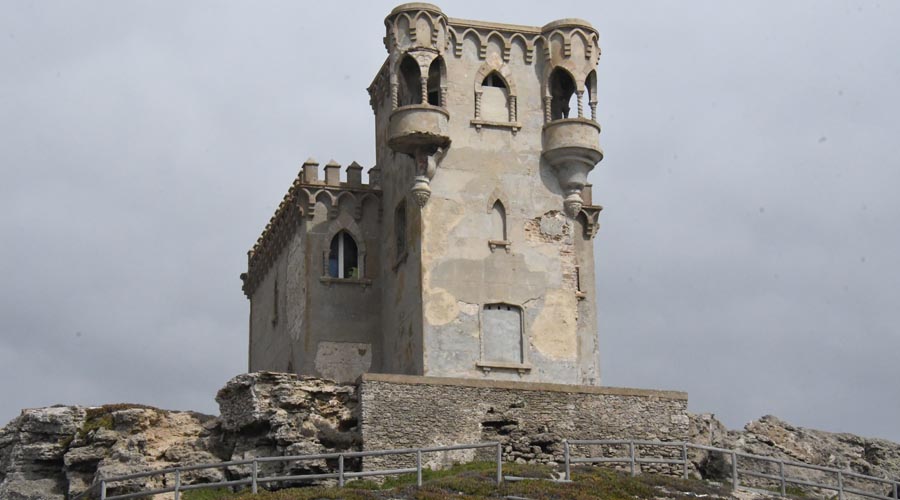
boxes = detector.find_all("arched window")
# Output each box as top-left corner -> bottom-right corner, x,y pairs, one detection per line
395,201 -> 407,258
398,55 -> 422,106
549,67 -> 576,120
585,70 -> 597,120
481,71 -> 510,122
427,57 -> 445,106
491,200 -> 507,242
328,231 -> 359,279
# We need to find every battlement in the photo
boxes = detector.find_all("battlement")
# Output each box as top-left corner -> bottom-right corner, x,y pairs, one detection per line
240,159 -> 381,297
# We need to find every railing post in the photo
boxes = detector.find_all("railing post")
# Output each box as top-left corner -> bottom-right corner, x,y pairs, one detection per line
629,441 -> 636,476
893,480 -> 898,499
731,451 -> 738,490
251,459 -> 258,494
99,480 -> 106,500
837,470 -> 844,500
173,468 -> 181,500
779,460 -> 786,497
564,439 -> 571,482
496,442 -> 503,484
681,443 -> 688,479
339,454 -> 345,487
416,450 -> 423,487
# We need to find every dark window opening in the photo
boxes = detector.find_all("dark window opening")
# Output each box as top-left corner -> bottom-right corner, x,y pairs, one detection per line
398,56 -> 422,106
427,57 -> 444,106
483,72 -> 507,89
491,200 -> 507,241
549,67 -> 576,120
328,231 -> 359,279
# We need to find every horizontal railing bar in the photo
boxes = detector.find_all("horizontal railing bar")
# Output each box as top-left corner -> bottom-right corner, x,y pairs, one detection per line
843,486 -> 896,500
737,468 -> 783,482
344,467 -> 418,478
685,442 -> 852,476
783,476 -> 839,491
568,439 -> 687,447
177,459 -> 255,471
420,442 -> 499,453
255,453 -> 341,463
570,457 -> 627,464
178,478 -> 252,491
254,442 -> 500,464
104,458 -> 256,482
843,470 -> 896,484
635,458 -> 684,465
567,439 -> 632,445
258,472 -> 340,483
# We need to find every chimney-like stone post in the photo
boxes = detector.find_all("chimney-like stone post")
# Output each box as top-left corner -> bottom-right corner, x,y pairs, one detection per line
325,160 -> 341,186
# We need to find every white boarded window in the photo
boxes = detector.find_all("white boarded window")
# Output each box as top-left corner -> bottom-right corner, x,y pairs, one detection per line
481,72 -> 509,122
482,303 -> 523,364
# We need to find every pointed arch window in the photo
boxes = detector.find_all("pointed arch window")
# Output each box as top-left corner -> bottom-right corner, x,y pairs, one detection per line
472,67 -> 519,131
480,71 -> 510,122
398,55 -> 422,106
427,57 -> 445,107
488,200 -> 510,253
548,67 -> 577,120
328,231 -> 359,279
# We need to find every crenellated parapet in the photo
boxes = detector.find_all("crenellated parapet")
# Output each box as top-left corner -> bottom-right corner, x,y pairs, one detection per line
240,159 -> 381,297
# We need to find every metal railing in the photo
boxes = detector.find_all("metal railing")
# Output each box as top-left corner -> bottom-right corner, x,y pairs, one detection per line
563,439 -> 900,500
70,442 -> 502,500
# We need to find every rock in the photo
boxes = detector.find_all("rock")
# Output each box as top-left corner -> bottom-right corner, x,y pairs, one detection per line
689,413 -> 900,496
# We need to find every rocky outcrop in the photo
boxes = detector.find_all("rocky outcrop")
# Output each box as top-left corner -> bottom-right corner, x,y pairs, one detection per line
215,372 -> 359,481
0,372 -> 359,500
3,373 -> 898,500
689,413 -> 900,497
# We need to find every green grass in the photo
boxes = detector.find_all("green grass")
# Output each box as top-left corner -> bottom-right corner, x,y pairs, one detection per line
174,462 -> 760,500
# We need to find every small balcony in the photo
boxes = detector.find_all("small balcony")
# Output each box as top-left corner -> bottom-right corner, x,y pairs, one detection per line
542,118 -> 603,216
388,105 -> 451,156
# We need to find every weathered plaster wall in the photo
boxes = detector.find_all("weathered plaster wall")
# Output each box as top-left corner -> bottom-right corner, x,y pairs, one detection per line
375,91 -> 425,377
414,21 -> 595,384
360,374 -> 688,471
249,234 -> 296,373
300,199 -> 382,382
249,188 -> 383,383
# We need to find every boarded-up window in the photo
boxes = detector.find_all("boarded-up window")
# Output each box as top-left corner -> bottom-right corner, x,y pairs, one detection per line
482,303 -> 523,364
481,72 -> 509,122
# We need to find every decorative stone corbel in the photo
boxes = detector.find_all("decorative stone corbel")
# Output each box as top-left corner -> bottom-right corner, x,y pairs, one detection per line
410,147 -> 447,208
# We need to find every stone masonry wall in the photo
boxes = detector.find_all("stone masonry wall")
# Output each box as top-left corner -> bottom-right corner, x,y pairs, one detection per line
359,373 -> 689,473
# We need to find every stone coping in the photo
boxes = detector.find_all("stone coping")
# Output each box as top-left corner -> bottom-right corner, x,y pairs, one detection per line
360,373 -> 688,401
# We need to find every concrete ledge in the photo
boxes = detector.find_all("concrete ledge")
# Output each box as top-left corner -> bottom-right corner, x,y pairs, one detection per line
360,373 -> 687,401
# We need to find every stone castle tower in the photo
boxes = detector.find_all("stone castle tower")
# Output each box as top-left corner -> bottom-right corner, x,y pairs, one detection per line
241,3 -> 604,386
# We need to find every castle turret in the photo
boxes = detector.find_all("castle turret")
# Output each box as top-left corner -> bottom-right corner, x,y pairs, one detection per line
539,19 -> 603,216
383,3 -> 452,207
247,4 -> 606,387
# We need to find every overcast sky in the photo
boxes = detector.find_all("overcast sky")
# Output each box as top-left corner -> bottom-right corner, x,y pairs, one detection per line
2,1 -> 898,443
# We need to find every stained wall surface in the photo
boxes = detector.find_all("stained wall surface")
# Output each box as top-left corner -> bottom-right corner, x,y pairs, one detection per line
360,374 -> 689,471
245,4 -> 606,386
